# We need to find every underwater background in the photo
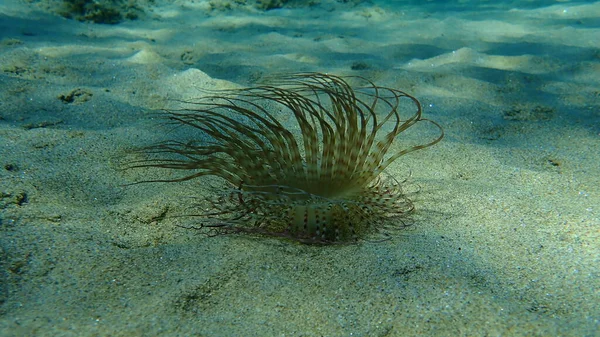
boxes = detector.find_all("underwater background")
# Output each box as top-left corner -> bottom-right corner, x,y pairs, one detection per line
1,0 -> 598,336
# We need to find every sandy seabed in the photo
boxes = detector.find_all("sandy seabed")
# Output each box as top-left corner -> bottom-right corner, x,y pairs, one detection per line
1,0 -> 598,336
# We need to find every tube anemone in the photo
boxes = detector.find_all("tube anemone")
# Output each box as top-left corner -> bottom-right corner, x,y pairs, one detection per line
128,73 -> 443,243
